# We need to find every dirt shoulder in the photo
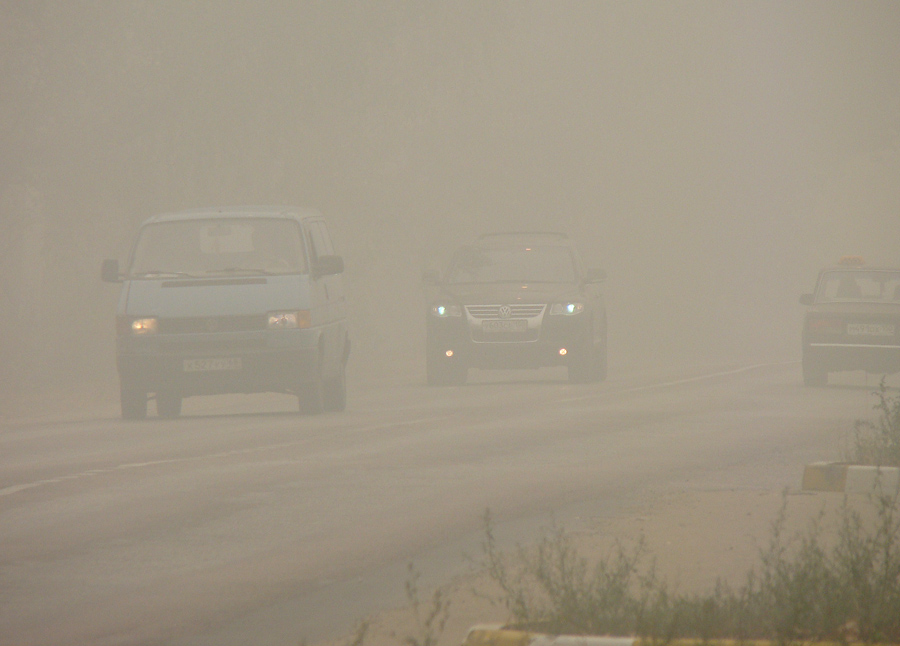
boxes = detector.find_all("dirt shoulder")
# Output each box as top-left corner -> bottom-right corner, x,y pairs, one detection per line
316,486 -> 851,646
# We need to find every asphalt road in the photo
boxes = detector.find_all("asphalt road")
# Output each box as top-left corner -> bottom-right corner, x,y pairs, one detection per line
0,362 -> 890,645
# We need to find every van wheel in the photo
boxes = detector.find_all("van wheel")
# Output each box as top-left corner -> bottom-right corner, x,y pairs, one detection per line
597,340 -> 608,382
157,391 -> 182,418
121,385 -> 147,420
298,370 -> 325,414
323,363 -> 347,412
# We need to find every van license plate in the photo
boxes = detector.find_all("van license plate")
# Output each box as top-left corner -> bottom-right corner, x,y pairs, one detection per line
483,319 -> 527,333
183,357 -> 242,372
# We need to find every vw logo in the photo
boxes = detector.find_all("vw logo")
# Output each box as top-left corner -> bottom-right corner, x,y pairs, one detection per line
498,305 -> 512,319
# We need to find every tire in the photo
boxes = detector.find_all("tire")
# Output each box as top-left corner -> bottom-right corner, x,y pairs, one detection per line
426,351 -> 467,386
568,340 -> 602,384
156,391 -> 182,418
121,385 -> 147,420
323,361 -> 347,412
597,340 -> 608,382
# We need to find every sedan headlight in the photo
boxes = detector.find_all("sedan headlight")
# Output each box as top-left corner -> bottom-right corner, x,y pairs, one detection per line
550,302 -> 585,315
430,304 -> 462,317
268,310 -> 311,329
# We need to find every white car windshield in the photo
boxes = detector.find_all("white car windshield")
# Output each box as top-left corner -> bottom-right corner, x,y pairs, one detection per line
129,218 -> 307,277
816,270 -> 900,303
446,245 -> 577,284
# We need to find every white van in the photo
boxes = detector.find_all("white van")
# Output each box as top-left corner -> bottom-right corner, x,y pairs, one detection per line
102,206 -> 350,419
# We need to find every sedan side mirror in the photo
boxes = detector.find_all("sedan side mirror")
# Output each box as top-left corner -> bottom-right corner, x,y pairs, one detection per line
422,268 -> 441,285
799,293 -> 814,306
101,258 -> 121,283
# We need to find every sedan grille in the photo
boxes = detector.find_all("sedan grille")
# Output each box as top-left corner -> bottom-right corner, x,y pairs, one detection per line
465,304 -> 546,319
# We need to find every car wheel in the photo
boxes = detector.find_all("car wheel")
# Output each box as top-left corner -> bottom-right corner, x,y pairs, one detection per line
802,360 -> 828,387
426,351 -> 467,386
121,384 -> 147,420
156,391 -> 182,418
298,380 -> 325,414
568,340 -> 601,384
323,362 -> 347,412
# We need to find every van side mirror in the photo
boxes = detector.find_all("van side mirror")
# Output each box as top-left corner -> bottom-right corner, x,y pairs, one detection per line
313,254 -> 344,277
422,268 -> 441,285
799,293 -> 814,306
101,258 -> 121,282
585,267 -> 606,283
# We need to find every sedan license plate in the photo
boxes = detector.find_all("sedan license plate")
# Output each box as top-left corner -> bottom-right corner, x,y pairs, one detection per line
483,319 -> 527,333
183,357 -> 242,372
847,323 -> 895,337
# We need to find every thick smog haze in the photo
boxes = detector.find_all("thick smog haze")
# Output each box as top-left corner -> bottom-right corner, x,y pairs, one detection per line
2,2 -> 899,413
4,4 -> 900,645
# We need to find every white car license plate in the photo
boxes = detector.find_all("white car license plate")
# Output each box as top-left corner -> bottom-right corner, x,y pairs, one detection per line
847,323 -> 895,337
183,357 -> 242,372
483,319 -> 527,333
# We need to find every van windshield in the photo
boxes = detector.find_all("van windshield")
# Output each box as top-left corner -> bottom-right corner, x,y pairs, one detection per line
129,218 -> 308,277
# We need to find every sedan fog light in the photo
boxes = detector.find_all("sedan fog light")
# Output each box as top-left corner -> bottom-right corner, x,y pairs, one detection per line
559,348 -> 567,356
445,350 -> 454,357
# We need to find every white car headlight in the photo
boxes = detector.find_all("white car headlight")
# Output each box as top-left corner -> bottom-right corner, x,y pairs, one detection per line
550,302 -> 584,315
430,304 -> 462,317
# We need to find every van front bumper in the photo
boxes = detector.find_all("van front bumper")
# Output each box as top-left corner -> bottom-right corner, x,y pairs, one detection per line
117,328 -> 321,396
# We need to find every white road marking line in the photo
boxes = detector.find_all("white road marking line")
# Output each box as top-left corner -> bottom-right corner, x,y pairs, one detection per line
557,361 -> 798,404
0,415 -> 454,499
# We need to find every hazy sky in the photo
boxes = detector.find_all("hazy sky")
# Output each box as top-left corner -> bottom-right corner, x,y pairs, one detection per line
2,1 -> 899,412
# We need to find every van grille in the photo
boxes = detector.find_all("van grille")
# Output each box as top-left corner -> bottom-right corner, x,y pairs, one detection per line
159,315 -> 267,334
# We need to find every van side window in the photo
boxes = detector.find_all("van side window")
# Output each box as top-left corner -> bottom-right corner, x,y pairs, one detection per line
308,221 -> 334,259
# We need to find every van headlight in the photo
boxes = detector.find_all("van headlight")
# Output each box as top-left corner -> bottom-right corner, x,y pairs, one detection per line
549,302 -> 584,315
430,304 -> 462,317
118,316 -> 158,335
268,310 -> 311,329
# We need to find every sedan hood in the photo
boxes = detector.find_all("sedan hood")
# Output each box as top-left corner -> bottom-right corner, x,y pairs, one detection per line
439,282 -> 582,305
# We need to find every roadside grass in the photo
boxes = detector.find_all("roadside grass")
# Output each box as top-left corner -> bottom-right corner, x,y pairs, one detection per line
473,381 -> 900,643
478,489 -> 900,642
849,382 -> 900,467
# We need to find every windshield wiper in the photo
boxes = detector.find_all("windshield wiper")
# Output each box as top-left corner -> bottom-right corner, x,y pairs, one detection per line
205,267 -> 275,276
132,269 -> 196,278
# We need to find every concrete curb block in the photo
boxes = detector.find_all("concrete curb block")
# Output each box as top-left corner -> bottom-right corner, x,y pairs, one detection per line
801,461 -> 900,494
462,625 -> 899,646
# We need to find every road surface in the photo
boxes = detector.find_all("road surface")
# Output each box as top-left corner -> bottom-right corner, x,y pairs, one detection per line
0,363 -> 888,645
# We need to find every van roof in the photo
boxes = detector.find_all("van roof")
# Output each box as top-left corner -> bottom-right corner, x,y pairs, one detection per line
144,205 -> 322,224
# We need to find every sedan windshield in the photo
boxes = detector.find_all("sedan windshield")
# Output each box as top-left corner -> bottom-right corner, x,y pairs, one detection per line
129,218 -> 307,277
446,245 -> 577,284
816,270 -> 900,303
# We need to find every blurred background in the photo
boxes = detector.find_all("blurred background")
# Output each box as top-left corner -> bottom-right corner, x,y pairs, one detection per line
2,1 -> 899,416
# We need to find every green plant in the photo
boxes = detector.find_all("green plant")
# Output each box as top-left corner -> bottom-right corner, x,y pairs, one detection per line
400,562 -> 450,646
850,381 -> 900,467
479,490 -> 900,642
